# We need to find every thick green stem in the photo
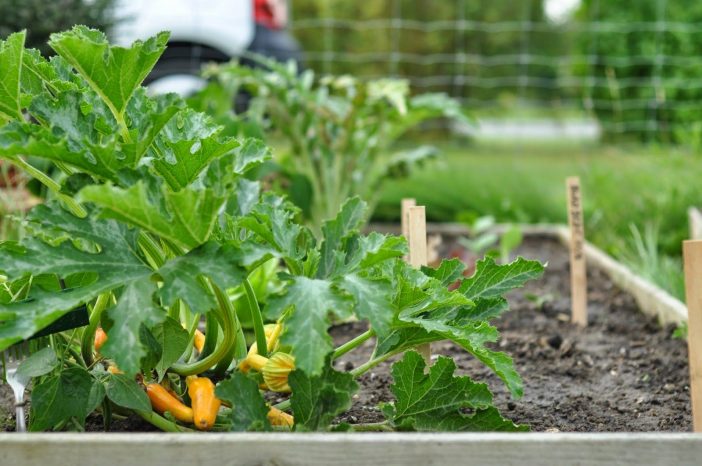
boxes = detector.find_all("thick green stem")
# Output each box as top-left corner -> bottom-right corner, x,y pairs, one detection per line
332,329 -> 374,360
102,398 -> 112,431
135,410 -> 193,432
284,259 -> 303,277
243,278 -> 268,358
179,312 -> 201,363
170,283 -> 236,376
199,313 -> 219,360
80,292 -> 111,367
167,301 -> 179,321
350,350 -> 401,378
213,289 -> 247,377
12,157 -> 86,218
137,232 -> 166,269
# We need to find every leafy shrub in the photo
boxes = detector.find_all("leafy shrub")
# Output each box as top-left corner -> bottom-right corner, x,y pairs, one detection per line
194,57 -> 469,234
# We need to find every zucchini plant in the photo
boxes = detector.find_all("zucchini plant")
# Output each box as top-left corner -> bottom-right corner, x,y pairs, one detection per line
0,28 -> 543,432
191,57 -> 471,236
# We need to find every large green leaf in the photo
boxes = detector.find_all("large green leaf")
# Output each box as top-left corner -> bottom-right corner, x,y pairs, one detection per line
157,242 -> 248,313
421,258 -> 466,286
49,26 -> 168,121
382,351 -> 526,432
396,302 -> 522,397
79,181 -> 225,250
123,89 -> 182,166
289,361 -> 358,431
100,280 -> 164,377
29,366 -> 94,431
239,194 -> 310,268
104,372 -> 151,412
0,122 -> 119,181
151,109 -> 240,191
216,372 -> 272,432
373,257 -> 538,398
16,347 -> 58,379
20,49 -> 65,98
459,257 -> 544,300
0,30 -> 25,121
29,88 -> 115,144
204,139 -> 270,196
316,197 -> 367,278
338,274 -> 393,339
267,276 -> 351,375
151,317 -> 189,381
0,205 -> 152,350
343,232 -> 406,271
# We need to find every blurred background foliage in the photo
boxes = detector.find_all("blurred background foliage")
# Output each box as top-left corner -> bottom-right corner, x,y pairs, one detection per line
574,0 -> 702,146
292,0 -> 565,102
0,0 -> 117,54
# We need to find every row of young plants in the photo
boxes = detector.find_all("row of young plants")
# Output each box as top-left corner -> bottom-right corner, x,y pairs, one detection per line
0,27 -> 543,432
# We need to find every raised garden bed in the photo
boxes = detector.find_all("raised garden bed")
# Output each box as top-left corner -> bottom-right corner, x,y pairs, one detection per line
2,226 -> 700,465
2,25 -> 701,465
2,228 -> 690,432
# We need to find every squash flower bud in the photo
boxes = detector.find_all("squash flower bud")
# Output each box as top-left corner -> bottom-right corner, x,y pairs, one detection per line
239,322 -> 284,373
262,352 -> 295,393
241,352 -> 295,392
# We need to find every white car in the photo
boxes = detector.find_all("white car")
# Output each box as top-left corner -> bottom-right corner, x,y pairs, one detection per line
111,0 -> 300,95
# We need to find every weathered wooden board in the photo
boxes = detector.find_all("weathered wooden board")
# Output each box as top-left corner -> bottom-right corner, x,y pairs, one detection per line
0,432 -> 701,466
684,240 -> 702,432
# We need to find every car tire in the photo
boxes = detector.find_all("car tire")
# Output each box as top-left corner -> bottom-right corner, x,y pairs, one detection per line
145,43 -> 229,96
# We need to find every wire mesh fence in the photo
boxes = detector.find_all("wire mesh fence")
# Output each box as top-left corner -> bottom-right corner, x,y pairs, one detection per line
290,0 -> 702,143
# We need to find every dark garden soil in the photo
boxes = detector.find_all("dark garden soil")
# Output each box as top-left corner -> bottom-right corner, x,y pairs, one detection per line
330,235 -> 692,432
1,236 -> 692,432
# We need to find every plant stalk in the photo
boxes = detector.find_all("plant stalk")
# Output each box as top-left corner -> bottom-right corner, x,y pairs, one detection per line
11,157 -> 87,218
350,350 -> 400,378
137,232 -> 166,269
332,329 -> 374,360
170,282 -> 236,376
243,277 -> 268,358
80,292 -> 111,367
135,410 -> 193,433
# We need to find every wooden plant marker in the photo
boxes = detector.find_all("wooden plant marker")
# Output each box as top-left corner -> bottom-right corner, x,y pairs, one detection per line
407,205 -> 431,364
566,176 -> 588,326
401,198 -> 416,261
683,240 -> 702,432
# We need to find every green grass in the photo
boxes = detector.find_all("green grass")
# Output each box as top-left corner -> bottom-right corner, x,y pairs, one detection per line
376,140 -> 701,300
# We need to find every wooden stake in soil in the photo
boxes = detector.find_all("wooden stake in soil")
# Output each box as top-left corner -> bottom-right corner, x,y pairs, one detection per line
683,240 -> 702,432
407,205 -> 431,364
401,199 -> 416,260
566,176 -> 588,326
